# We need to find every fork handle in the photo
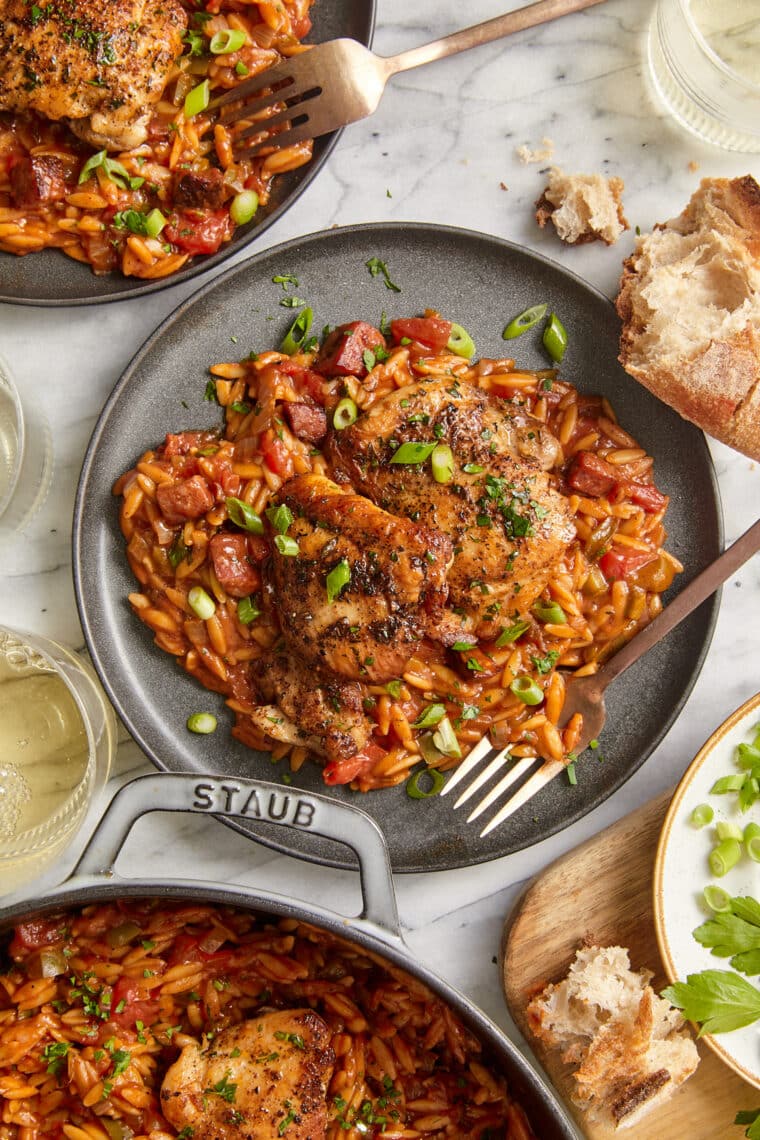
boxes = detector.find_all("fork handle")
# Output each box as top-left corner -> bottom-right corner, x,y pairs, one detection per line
385,0 -> 609,76
596,515 -> 760,688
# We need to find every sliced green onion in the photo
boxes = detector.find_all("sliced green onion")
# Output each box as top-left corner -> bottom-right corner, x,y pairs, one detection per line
188,586 -> 216,620
744,822 -> 760,844
406,767 -> 445,799
237,596 -> 261,625
502,303 -> 547,340
451,640 -> 477,651
145,208 -> 167,238
419,733 -> 445,765
390,441 -> 437,465
711,774 -> 745,794
532,600 -> 567,624
412,703 -> 446,729
78,150 -> 139,189
184,79 -> 210,119
107,922 -> 142,948
432,716 -> 461,759
187,712 -> 218,734
230,190 -> 259,226
235,60 -> 249,76
737,742 -> 760,768
747,835 -> 760,863
210,28 -> 246,54
447,322 -> 475,358
266,502 -> 293,534
326,558 -> 351,603
542,312 -> 568,362
431,443 -> 454,484
566,762 -> 577,786
274,534 -> 299,556
690,803 -> 714,828
333,397 -> 358,430
703,885 -> 732,913
495,620 -> 530,647
716,821 -> 744,842
281,306 -> 313,354
226,496 -> 264,533
510,676 -> 543,706
709,837 -> 742,877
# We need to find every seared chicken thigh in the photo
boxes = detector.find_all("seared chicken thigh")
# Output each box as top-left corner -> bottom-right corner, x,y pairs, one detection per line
328,380 -> 575,638
161,1010 -> 335,1140
0,0 -> 187,151
250,649 -> 373,762
268,474 -> 452,682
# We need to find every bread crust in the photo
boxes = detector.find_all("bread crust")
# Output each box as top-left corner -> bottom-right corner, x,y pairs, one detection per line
616,175 -> 760,460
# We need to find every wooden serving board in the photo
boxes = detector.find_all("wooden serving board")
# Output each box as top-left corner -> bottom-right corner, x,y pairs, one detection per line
501,793 -> 754,1140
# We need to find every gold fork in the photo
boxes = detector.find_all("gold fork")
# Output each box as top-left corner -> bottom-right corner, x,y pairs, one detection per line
441,515 -> 760,837
211,0 -> 609,159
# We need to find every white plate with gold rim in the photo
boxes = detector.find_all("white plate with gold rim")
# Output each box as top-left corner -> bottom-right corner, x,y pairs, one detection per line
654,691 -> 760,1089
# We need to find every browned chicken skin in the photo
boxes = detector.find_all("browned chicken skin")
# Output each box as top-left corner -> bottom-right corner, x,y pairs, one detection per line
327,379 -> 576,639
161,1010 -> 335,1140
0,0 -> 187,151
268,473 -> 452,682
250,648 -> 373,762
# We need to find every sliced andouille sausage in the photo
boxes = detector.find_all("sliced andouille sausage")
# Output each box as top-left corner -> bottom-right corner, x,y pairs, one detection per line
173,168 -> 226,209
565,450 -> 619,497
209,532 -> 261,597
9,155 -> 67,207
283,400 -> 328,444
156,476 -> 214,525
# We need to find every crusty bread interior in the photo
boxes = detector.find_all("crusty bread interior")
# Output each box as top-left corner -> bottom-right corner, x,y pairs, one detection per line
616,175 -> 760,460
536,167 -> 629,245
527,945 -> 699,1131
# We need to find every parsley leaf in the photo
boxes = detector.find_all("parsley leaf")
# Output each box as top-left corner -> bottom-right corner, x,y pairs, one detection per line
662,969 -> 760,1035
693,897 -> 760,975
365,256 -> 401,292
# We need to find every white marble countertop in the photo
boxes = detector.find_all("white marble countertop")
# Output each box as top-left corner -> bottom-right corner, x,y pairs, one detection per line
1,0 -> 759,1130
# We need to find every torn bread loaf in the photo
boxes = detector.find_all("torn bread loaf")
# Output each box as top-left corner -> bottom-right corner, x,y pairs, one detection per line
616,175 -> 760,461
526,945 -> 699,1130
535,168 -> 629,245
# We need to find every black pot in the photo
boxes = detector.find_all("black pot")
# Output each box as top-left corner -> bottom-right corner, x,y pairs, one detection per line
0,773 -> 575,1138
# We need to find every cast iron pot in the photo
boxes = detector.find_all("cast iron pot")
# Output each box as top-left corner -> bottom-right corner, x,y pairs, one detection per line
0,773 -> 575,1138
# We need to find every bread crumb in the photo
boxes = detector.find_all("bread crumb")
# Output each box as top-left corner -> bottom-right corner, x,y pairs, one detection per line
516,137 -> 555,164
527,945 -> 699,1130
688,160 -> 700,172
535,167 -> 629,245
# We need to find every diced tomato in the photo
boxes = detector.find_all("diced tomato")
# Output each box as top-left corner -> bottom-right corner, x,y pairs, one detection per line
322,742 -> 386,786
620,480 -> 668,513
10,917 -> 66,954
315,321 -> 385,378
599,548 -> 657,580
108,978 -> 159,1032
390,316 -> 452,353
164,209 -> 232,256
260,429 -> 294,478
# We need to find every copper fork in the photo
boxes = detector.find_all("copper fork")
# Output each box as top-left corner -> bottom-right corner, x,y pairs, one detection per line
441,515 -> 760,837
211,0 -> 609,159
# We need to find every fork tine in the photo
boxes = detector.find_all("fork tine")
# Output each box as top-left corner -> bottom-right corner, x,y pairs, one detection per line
452,750 -> 512,809
219,82 -> 320,127
209,61 -> 296,111
233,119 -> 316,159
233,104 -> 308,142
439,735 -> 493,797
478,758 -> 566,837
466,757 -> 538,822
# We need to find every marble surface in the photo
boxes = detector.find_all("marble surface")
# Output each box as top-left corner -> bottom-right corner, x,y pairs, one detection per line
1,0 -> 759,1128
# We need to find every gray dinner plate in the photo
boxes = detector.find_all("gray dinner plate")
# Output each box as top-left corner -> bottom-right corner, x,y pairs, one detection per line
73,222 -> 722,872
0,2 -> 375,306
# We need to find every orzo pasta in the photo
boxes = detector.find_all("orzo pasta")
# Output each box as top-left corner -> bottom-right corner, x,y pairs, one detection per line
114,310 -> 681,791
0,900 -> 538,1139
0,1 -> 315,279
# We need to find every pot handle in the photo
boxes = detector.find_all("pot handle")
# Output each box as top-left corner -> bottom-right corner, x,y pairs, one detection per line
74,773 -> 399,936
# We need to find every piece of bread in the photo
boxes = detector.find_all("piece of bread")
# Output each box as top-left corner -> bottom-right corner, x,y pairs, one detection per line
535,168 -> 629,245
616,175 -> 760,461
526,945 -> 699,1131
